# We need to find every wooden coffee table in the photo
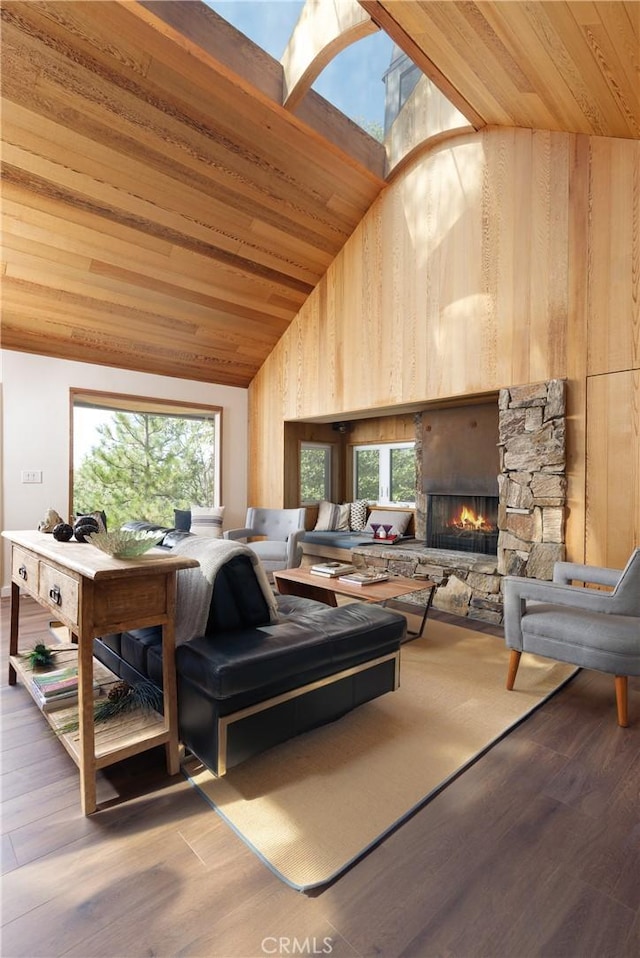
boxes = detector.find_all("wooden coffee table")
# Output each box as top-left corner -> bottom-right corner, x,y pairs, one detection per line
273,566 -> 437,638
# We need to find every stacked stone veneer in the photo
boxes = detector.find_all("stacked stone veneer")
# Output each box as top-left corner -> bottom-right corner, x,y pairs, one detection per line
353,379 -> 567,626
497,379 -> 567,581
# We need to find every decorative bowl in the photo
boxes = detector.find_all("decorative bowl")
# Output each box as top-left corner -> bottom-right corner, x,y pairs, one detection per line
87,529 -> 164,558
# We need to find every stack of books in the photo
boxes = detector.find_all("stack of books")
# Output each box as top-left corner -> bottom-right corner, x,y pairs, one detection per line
310,561 -> 355,577
30,667 -> 100,712
337,571 -> 389,586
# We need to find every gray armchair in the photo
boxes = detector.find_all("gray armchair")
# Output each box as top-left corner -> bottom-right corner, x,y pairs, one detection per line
504,549 -> 640,726
223,507 -> 307,575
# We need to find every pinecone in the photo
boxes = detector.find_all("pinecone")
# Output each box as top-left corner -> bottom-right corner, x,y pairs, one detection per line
108,681 -> 131,703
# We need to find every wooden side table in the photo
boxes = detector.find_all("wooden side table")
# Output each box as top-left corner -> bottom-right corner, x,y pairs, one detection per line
3,530 -> 198,815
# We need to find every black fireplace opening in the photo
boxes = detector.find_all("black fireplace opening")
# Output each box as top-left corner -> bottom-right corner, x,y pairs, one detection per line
427,494 -> 499,555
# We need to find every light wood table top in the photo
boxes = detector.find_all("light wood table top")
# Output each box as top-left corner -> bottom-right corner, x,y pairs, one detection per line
273,566 -> 437,639
274,565 -> 435,604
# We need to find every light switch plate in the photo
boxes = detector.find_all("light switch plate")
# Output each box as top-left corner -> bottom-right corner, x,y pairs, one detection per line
21,470 -> 43,483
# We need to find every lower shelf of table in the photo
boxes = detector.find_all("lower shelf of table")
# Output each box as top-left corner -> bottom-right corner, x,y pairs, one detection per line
10,646 -> 169,769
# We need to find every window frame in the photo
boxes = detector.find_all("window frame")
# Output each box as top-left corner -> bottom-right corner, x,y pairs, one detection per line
352,441 -> 416,506
69,388 -> 223,522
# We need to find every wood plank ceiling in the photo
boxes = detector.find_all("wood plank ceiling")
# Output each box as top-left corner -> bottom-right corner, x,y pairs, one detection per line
0,0 -> 385,386
2,1 -> 638,386
363,0 -> 640,138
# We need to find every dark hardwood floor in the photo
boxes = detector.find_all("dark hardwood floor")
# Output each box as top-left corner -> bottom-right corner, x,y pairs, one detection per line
2,596 -> 639,958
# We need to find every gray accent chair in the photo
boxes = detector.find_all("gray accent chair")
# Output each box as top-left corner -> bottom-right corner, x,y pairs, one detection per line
503,549 -> 640,726
224,507 -> 307,575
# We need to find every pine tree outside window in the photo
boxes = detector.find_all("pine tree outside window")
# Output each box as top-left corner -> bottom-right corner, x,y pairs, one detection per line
71,390 -> 222,530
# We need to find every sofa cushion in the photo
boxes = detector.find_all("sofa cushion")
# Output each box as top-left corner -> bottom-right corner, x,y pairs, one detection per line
162,529 -> 194,548
121,625 -> 163,677
521,604 -> 640,674
176,602 -> 404,701
205,554 -> 273,633
302,530 -> 375,550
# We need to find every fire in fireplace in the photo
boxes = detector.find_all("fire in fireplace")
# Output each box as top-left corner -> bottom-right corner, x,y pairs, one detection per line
427,494 -> 499,555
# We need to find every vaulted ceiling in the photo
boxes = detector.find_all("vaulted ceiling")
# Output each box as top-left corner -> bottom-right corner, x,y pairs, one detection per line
1,1 -> 638,386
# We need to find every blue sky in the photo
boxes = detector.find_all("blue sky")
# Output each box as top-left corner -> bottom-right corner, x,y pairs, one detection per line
203,0 -> 392,131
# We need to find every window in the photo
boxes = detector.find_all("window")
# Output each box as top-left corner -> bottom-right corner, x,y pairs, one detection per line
71,390 -> 221,529
353,442 -> 416,505
300,442 -> 332,503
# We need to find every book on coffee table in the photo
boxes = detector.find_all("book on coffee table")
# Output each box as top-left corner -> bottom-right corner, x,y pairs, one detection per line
337,572 -> 389,586
310,562 -> 355,577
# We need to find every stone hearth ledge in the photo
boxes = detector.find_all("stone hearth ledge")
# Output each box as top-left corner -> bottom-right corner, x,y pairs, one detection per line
352,545 -> 502,625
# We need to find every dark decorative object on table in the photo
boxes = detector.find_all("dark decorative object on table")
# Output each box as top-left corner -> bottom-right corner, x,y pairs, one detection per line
27,643 -> 56,669
75,510 -> 107,532
52,522 -> 74,542
73,516 -> 101,542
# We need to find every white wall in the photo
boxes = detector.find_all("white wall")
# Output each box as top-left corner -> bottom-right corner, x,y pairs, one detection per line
0,350 -> 248,594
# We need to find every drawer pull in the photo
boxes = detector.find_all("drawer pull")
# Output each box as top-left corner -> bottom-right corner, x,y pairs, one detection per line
18,565 -> 28,580
49,586 -> 62,606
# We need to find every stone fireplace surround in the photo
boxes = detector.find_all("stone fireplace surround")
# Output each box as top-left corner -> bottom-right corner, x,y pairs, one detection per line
353,380 -> 567,625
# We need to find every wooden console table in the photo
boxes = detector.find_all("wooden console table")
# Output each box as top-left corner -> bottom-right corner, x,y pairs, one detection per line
3,530 -> 198,815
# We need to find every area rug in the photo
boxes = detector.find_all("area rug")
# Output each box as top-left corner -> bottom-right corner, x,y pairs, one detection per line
184,619 -> 577,890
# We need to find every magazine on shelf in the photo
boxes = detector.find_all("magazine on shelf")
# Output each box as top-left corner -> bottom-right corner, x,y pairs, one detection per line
337,572 -> 389,586
310,562 -> 355,577
31,666 -> 100,707
35,687 -> 103,713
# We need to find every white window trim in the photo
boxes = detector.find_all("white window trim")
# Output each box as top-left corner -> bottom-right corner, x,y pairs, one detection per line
353,441 -> 416,506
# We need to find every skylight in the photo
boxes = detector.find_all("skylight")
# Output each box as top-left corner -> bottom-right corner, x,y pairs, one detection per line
203,0 -> 391,138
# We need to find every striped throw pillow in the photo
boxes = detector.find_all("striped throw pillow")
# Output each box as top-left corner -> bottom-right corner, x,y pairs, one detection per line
314,501 -> 350,531
190,505 -> 225,538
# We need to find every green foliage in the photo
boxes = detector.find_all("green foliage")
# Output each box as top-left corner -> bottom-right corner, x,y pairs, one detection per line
352,116 -> 385,142
390,447 -> 416,503
27,643 -> 55,668
58,681 -> 163,734
300,446 -> 329,502
74,412 -> 216,528
355,449 -> 380,500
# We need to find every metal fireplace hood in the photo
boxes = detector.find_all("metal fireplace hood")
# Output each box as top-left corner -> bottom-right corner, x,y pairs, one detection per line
422,402 -> 499,497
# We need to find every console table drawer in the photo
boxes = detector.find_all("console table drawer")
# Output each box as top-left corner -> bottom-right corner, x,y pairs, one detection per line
39,563 -> 79,626
12,548 -> 39,597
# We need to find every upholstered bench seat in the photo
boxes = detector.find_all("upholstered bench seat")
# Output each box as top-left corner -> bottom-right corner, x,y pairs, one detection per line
301,530 -> 376,550
94,526 -> 405,776
176,601 -> 401,706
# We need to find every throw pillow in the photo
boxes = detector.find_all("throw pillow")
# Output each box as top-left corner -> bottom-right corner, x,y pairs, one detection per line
365,509 -> 412,536
174,508 -> 191,531
349,500 -> 368,531
190,505 -> 225,538
314,500 -> 350,531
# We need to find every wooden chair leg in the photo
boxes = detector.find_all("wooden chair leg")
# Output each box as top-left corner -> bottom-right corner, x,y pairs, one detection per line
614,676 -> 629,727
506,650 -> 522,690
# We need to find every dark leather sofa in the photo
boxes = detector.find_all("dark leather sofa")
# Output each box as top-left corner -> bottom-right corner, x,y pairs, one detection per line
93,523 -> 406,776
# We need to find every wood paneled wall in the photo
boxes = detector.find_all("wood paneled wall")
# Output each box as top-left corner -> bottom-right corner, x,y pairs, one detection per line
586,370 -> 640,567
249,127 -> 640,567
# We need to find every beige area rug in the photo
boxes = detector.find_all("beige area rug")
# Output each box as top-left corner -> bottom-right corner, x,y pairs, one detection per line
184,620 -> 577,890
